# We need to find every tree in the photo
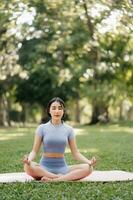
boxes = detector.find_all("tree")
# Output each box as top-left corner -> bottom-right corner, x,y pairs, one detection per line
1,0 -> 133,125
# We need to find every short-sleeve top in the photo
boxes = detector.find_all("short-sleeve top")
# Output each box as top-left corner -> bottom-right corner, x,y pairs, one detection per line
35,121 -> 75,154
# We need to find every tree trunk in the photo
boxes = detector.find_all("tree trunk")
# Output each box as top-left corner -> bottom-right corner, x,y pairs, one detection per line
90,103 -> 109,124
75,98 -> 80,123
128,106 -> 133,120
119,102 -> 123,121
0,95 -> 9,126
6,96 -> 11,126
0,97 -> 4,126
21,103 -> 27,125
82,0 -> 105,125
40,105 -> 48,124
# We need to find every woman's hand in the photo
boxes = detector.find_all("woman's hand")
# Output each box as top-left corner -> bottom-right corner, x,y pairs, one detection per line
23,154 -> 30,165
88,156 -> 97,166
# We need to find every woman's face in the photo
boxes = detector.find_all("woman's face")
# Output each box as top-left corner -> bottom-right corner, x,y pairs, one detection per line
49,101 -> 64,121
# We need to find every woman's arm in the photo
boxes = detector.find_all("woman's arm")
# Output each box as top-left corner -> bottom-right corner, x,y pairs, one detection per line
25,134 -> 42,163
29,134 -> 42,161
68,138 -> 96,165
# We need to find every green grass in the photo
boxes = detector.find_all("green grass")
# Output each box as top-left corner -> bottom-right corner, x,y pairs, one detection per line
0,123 -> 133,200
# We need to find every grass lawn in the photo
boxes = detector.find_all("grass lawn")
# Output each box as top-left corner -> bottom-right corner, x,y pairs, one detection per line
0,122 -> 133,200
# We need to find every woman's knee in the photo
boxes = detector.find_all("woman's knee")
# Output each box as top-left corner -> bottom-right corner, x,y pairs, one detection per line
84,164 -> 93,175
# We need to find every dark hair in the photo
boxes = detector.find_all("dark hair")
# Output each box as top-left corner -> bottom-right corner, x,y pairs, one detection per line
47,97 -> 66,118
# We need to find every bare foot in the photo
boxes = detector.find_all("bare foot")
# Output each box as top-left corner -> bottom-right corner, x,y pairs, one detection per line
41,176 -> 53,182
46,177 -> 64,182
56,174 -> 63,178
41,174 -> 63,182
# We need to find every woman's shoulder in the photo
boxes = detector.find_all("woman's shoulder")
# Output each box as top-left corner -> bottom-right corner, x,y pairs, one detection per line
63,122 -> 73,131
63,122 -> 75,139
37,121 -> 50,128
35,121 -> 50,136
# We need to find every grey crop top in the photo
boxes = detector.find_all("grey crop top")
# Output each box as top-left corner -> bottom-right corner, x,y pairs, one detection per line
35,121 -> 75,154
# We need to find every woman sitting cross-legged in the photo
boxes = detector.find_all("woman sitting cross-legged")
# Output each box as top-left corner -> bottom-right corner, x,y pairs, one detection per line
23,97 -> 97,182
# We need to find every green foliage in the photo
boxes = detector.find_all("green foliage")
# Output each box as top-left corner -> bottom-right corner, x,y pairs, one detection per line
0,0 -> 133,125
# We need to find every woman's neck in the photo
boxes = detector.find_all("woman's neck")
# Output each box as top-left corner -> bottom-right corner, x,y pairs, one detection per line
51,119 -> 62,125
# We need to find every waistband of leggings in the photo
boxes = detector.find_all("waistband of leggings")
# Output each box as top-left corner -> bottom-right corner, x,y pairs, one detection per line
43,152 -> 64,158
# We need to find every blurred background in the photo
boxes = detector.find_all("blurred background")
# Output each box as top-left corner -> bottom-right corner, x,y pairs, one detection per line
0,0 -> 133,126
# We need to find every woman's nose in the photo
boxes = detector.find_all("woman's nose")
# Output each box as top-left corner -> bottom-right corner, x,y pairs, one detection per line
55,109 -> 60,112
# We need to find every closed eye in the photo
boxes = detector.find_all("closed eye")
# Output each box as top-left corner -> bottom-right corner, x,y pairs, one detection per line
51,106 -> 63,110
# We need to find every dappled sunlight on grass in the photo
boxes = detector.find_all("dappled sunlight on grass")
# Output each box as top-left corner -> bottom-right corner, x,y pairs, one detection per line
0,127 -> 33,133
65,147 -> 98,154
98,126 -> 133,134
0,127 -> 34,141
79,148 -> 99,153
74,128 -> 88,136
0,133 -> 27,141
65,148 -> 72,153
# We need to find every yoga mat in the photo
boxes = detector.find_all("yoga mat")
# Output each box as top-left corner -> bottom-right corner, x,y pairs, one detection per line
0,170 -> 133,183
79,170 -> 133,182
0,172 -> 34,183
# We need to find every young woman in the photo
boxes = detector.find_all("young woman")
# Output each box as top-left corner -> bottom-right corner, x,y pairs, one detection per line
23,97 -> 96,182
